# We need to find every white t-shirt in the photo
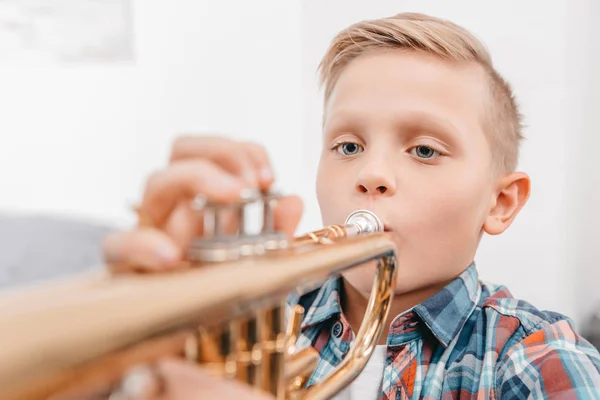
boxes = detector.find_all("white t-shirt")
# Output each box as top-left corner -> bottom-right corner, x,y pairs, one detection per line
331,345 -> 387,400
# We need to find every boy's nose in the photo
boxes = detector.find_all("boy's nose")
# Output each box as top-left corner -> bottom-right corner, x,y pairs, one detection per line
357,183 -> 388,194
355,165 -> 396,196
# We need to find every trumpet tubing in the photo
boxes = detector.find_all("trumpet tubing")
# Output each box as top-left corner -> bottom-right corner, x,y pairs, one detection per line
0,190 -> 398,400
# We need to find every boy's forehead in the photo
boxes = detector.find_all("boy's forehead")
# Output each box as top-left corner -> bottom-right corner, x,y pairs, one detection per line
323,50 -> 489,129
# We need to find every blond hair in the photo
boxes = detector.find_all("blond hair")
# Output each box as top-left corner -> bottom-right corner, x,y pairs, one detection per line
318,12 -> 523,172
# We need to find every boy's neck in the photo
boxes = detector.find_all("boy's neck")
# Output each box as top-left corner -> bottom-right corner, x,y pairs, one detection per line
341,278 -> 452,345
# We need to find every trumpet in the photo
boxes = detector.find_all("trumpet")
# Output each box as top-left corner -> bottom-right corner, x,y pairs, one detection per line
0,190 -> 398,400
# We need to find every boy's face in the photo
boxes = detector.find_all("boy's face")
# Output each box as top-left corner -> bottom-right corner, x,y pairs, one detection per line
316,50 -> 503,296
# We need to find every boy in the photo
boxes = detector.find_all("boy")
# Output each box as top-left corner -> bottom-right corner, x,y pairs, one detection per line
104,12 -> 600,399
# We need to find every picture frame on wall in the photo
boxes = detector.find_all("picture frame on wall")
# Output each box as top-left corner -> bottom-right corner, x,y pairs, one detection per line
0,0 -> 134,64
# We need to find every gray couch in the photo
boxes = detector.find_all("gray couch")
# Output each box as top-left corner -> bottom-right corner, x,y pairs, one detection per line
0,213 -> 113,289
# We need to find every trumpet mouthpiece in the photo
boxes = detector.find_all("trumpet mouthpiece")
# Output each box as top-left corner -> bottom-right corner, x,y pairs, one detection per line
344,210 -> 384,236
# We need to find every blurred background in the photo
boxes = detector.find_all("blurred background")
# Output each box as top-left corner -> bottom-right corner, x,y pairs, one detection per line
0,0 -> 598,339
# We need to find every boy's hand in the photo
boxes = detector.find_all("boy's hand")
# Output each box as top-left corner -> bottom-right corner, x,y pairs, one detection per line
102,359 -> 275,400
110,359 -> 276,400
102,136 -> 303,272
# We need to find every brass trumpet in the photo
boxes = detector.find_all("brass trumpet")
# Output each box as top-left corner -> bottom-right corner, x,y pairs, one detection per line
0,190 -> 398,400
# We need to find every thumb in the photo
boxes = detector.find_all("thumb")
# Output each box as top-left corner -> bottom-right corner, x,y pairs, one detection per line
273,195 -> 304,237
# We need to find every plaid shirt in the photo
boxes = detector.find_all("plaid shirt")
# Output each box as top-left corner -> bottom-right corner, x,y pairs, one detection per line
287,264 -> 600,399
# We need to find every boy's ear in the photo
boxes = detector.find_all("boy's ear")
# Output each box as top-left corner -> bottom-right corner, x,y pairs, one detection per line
483,172 -> 531,235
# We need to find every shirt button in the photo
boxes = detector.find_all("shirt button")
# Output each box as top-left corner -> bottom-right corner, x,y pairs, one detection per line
332,321 -> 343,338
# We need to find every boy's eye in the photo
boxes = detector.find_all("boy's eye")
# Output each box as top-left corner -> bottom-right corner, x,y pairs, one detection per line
335,142 -> 364,156
410,145 -> 440,159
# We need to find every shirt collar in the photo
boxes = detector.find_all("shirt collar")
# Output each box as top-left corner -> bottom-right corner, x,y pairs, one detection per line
409,263 -> 481,347
300,276 -> 344,329
299,263 -> 481,347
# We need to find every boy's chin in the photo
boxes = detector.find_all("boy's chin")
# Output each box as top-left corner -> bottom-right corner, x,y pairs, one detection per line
340,262 -> 379,293
341,261 -> 441,297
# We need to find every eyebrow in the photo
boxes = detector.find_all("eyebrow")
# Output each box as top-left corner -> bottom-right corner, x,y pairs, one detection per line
324,108 -> 464,147
396,111 -> 463,146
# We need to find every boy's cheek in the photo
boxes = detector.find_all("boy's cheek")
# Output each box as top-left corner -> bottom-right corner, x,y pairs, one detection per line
316,171 -> 356,223
316,161 -> 487,225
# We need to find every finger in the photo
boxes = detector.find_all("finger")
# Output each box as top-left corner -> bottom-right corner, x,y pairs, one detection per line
162,203 -> 204,248
273,195 -> 304,237
102,230 -> 183,272
162,194 -> 300,248
169,136 -> 259,188
142,159 -> 245,228
164,204 -> 241,251
155,358 -> 208,382
155,359 -> 275,400
240,141 -> 275,190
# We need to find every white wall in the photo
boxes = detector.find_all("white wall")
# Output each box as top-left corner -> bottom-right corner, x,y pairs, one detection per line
302,0 -> 599,327
0,0 -> 306,229
0,1 -> 597,327
566,0 -> 600,327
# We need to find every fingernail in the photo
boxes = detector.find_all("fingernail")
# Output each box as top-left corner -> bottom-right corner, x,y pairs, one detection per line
156,245 -> 179,263
241,187 -> 260,200
260,167 -> 273,182
119,365 -> 162,398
